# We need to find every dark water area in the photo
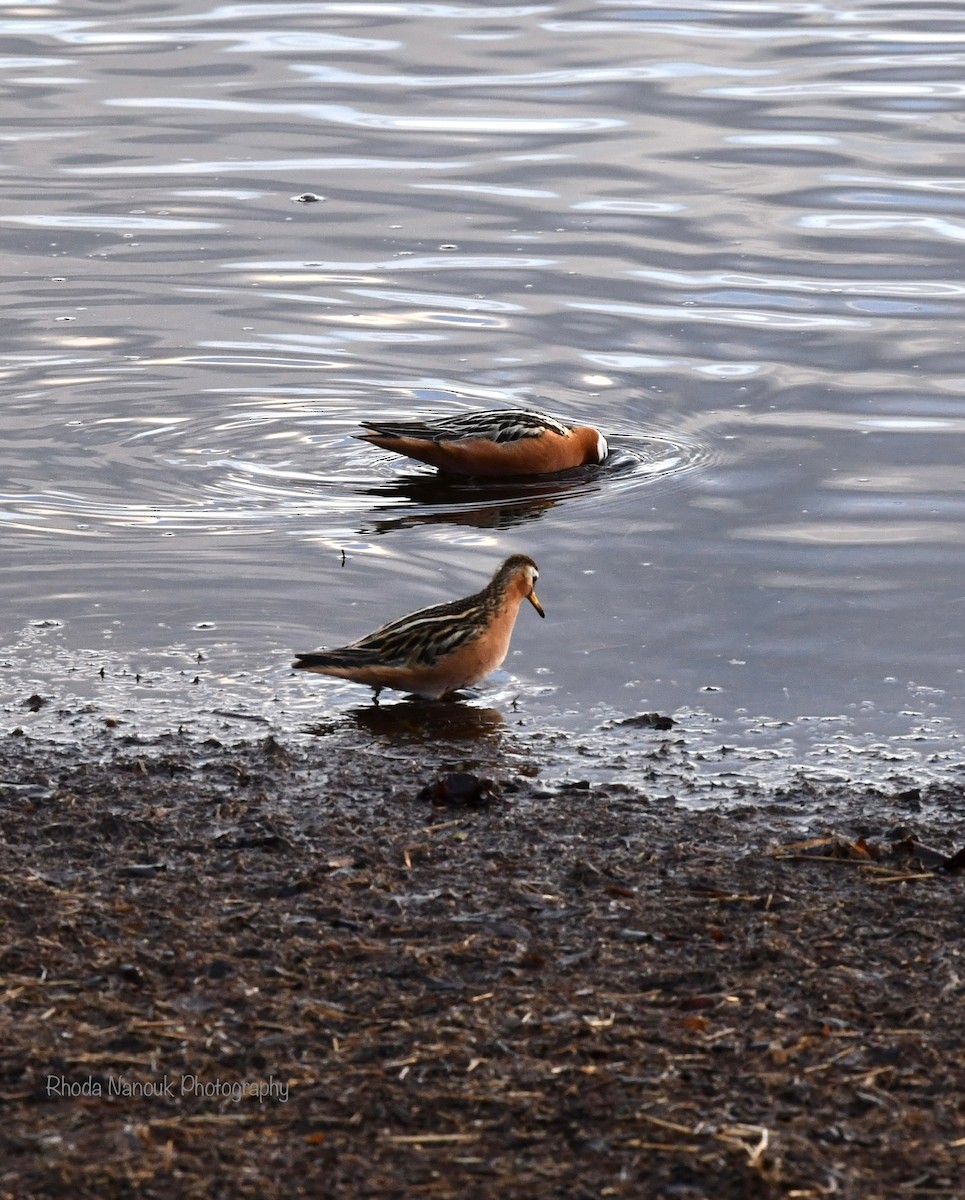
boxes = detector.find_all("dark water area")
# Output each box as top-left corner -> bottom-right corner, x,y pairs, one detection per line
4,1 -> 965,793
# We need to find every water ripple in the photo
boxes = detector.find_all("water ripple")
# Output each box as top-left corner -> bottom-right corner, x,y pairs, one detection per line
0,388 -> 707,539
107,96 -> 624,134
4,214 -> 222,231
5,0 -> 965,763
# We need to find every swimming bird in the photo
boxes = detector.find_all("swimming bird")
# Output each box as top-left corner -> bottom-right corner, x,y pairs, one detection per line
356,408 -> 608,477
292,554 -> 544,701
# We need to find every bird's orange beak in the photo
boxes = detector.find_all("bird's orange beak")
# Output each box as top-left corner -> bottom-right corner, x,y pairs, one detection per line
527,588 -> 545,618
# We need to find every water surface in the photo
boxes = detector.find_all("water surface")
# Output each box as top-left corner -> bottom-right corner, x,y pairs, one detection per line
4,0 -> 965,792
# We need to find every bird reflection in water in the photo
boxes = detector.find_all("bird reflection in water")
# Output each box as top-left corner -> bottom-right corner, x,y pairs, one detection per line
357,461 -> 608,535
305,697 -> 505,742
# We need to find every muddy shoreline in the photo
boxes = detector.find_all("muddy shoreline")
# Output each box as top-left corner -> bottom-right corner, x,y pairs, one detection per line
1,721 -> 963,1198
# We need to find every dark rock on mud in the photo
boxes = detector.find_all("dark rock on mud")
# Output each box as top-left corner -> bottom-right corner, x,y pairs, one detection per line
417,771 -> 502,808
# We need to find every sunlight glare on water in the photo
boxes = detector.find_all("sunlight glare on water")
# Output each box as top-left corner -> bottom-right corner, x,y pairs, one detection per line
3,0 -> 965,787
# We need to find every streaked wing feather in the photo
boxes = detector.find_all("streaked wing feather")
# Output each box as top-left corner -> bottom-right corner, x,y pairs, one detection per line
362,408 -> 571,445
353,593 -> 491,665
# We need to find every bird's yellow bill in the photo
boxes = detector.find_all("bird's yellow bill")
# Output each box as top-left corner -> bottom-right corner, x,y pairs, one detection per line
528,589 -> 545,618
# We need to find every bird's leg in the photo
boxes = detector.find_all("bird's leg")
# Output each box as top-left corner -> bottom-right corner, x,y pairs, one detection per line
372,686 -> 382,706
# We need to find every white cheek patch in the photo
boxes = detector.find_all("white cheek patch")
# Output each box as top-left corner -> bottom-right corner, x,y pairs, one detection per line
597,432 -> 609,462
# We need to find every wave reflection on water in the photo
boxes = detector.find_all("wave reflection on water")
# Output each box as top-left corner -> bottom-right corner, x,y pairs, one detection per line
0,380 -> 707,537
4,0 -> 965,789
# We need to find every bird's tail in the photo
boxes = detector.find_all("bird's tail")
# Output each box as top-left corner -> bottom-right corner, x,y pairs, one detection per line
292,648 -> 383,670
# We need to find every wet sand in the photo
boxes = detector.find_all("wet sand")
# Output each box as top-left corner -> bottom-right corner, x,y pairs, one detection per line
1,720 -> 963,1198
